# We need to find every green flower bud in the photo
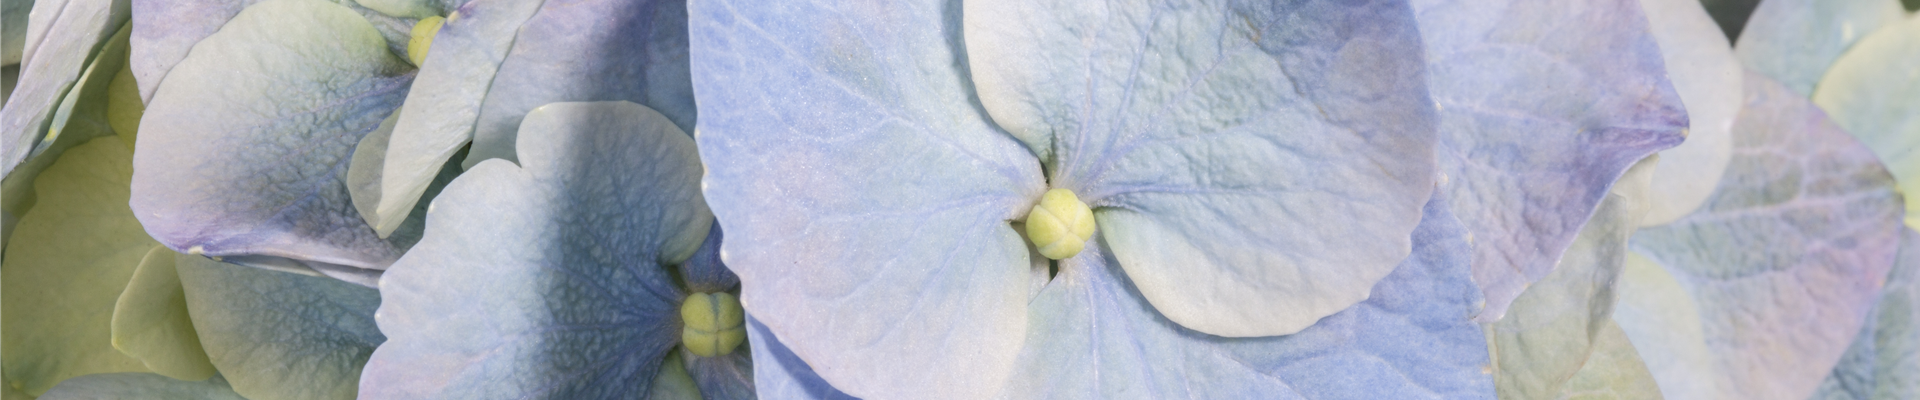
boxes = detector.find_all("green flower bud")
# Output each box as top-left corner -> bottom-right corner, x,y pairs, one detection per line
680,291 -> 746,357
406,16 -> 446,67
1025,188 -> 1095,260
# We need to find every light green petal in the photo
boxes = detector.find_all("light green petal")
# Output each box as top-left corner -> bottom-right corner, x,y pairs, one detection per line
36,373 -> 244,400
650,351 -> 703,400
109,246 -> 214,381
1614,251 -> 1725,400
1488,156 -> 1654,399
104,53 -> 140,150
0,0 -> 128,177
1,137 -> 156,396
1812,15 -> 1920,231
1554,321 -> 1665,400
1637,0 -> 1742,227
1,20 -> 129,246
175,255 -> 384,400
1735,0 -> 1903,96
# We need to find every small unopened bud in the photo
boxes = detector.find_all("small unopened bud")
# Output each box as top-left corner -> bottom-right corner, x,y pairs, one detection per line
680,291 -> 746,357
1025,188 -> 1096,260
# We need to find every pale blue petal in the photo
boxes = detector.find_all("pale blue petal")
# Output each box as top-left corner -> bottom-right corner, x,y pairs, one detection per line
1627,72 -> 1902,400
0,0 -> 127,176
1812,15 -> 1920,230
175,255 -> 384,400
131,0 -> 414,285
745,316 -> 858,400
1733,0 -> 1903,96
1,0 -> 28,65
967,0 -> 1438,337
372,0 -> 541,235
690,0 -> 1045,397
681,347 -> 755,400
1810,228 -> 1920,400
128,0 -> 413,103
1486,156 -> 1653,398
362,101 -> 710,399
676,223 -> 737,294
37,374 -> 245,400
1637,0 -> 1743,227
462,0 -> 696,168
1001,192 -> 1491,399
1411,0 -> 1688,322
1613,251 -> 1724,400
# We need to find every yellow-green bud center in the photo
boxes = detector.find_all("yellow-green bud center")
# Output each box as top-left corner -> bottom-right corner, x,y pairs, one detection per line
406,16 -> 446,67
1025,188 -> 1096,260
680,291 -> 746,357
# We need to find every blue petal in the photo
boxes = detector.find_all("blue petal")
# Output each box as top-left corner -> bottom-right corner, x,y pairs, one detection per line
682,346 -> 756,400
676,223 -> 738,294
130,0 -> 413,285
744,315 -> 858,400
129,0 -> 414,103
1001,192 -> 1491,399
967,0 -> 1439,337
690,0 -> 1046,397
1,0 -> 127,176
175,254 -> 385,400
362,101 -> 710,399
1810,228 -> 1920,400
1625,72 -> 1903,400
1411,0 -> 1688,321
1733,0 -> 1904,97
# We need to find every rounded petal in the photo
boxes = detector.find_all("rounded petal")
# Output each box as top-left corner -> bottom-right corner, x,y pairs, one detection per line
1734,0 -> 1903,96
132,0 -> 414,283
967,0 -> 1437,337
176,255 -> 385,400
1,0 -> 127,176
1412,0 -> 1688,322
690,0 -> 1045,398
1,137 -> 154,396
1637,0 -> 1742,227
1813,15 -> 1920,230
1627,72 -> 1903,400
362,101 -> 709,399
744,316 -> 856,400
110,246 -> 216,381
1003,194 -> 1491,399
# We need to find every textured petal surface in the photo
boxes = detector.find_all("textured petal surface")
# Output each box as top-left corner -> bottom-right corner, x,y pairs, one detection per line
1551,321 -> 1665,400
1411,0 -> 1689,322
131,0 -> 414,284
461,0 -> 696,168
682,347 -> 755,400
1001,193 -> 1492,399
372,0 -> 545,234
128,0 -> 414,103
109,246 -> 215,381
744,316 -> 858,400
1734,0 -> 1903,96
0,137 -> 154,396
36,374 -> 245,400
362,101 -> 710,399
1486,156 -> 1652,399
1,21 -> 128,244
175,254 -> 385,400
1613,251 -> 1724,400
1810,228 -> 1920,400
968,0 -> 1437,337
690,0 -> 1045,397
0,0 -> 127,176
1626,72 -> 1903,400
1636,0 -> 1742,227
1812,15 -> 1920,230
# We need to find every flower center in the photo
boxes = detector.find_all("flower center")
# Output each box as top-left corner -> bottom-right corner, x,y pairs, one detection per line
406,16 -> 446,66
680,291 -> 746,357
1025,188 -> 1096,260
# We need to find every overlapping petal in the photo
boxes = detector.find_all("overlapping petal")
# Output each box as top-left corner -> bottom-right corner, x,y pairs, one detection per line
0,137 -> 155,396
1486,156 -> 1653,398
36,374 -> 246,400
1813,14 -> 1920,230
1612,251 -> 1723,400
999,193 -> 1491,399
1,20 -> 128,243
110,246 -> 216,381
1551,321 -> 1665,400
0,0 -> 127,176
131,0 -> 414,285
1636,0 -> 1743,227
1734,0 -> 1904,96
967,0 -> 1438,337
1411,0 -> 1688,322
744,316 -> 857,400
1625,72 -> 1903,400
175,254 -> 385,400
362,101 -> 711,399
690,0 -> 1046,397
1810,228 -> 1920,400
128,0 -> 415,103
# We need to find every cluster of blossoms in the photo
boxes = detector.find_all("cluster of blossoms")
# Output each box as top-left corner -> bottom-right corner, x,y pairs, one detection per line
1,0 -> 1917,398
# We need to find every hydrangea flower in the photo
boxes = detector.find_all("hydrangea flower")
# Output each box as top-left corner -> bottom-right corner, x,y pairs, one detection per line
361,101 -> 754,399
1615,71 -> 1904,400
